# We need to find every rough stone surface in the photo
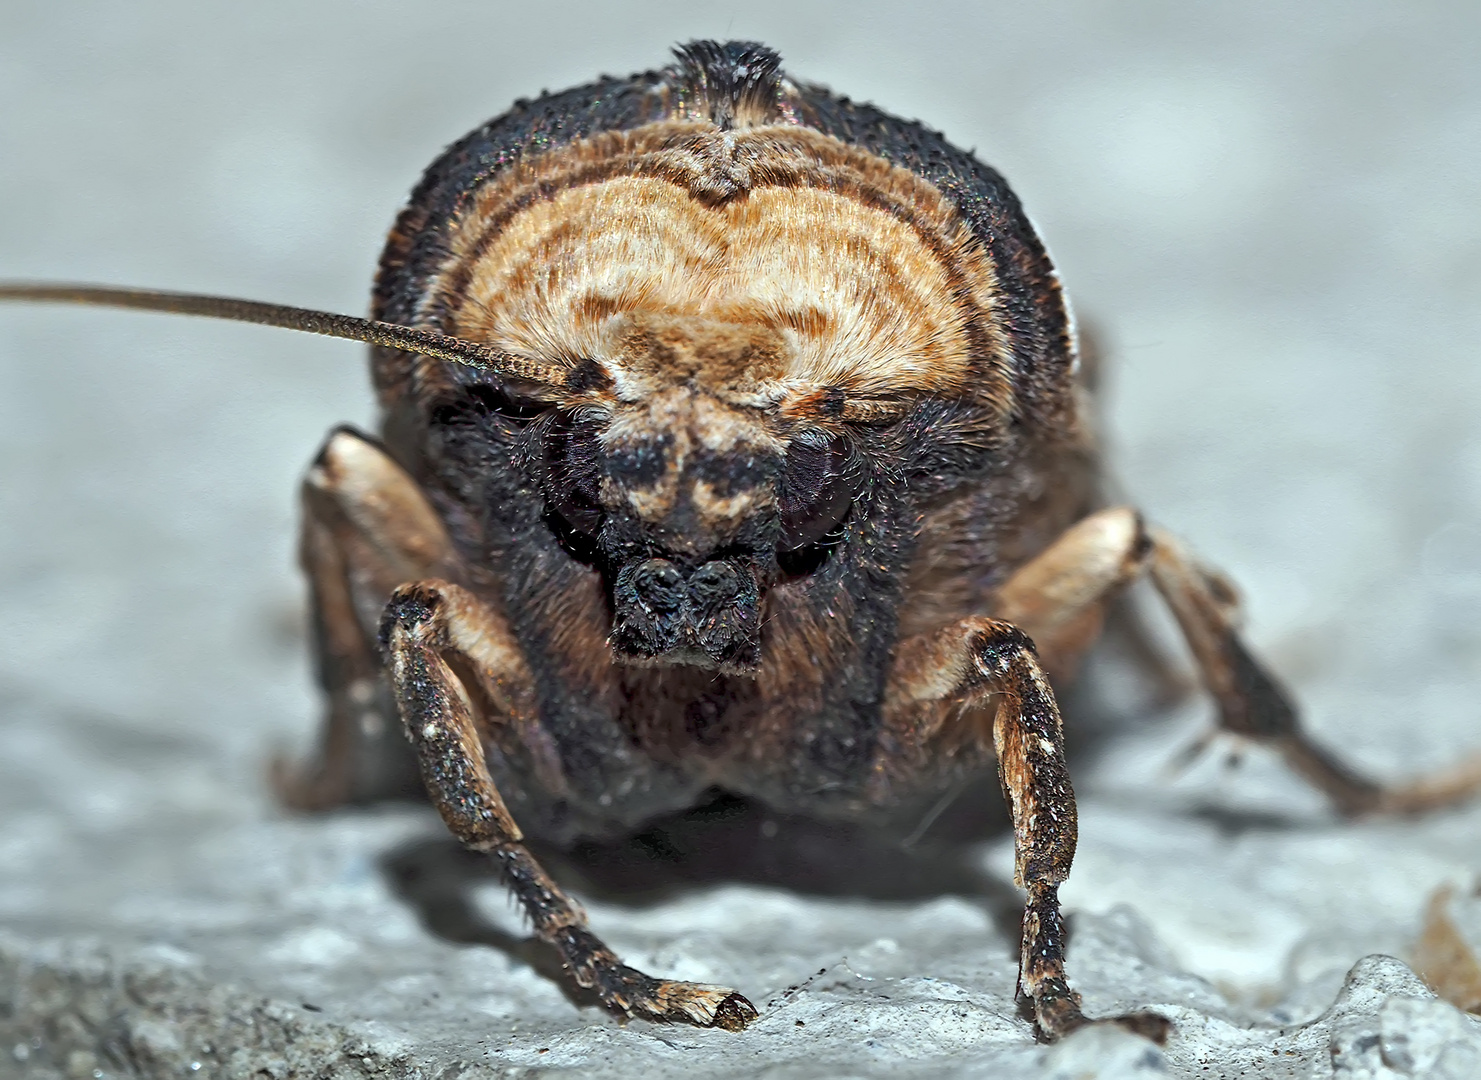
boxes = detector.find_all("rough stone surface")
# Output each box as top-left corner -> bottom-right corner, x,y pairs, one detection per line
3,3 -> 1481,1078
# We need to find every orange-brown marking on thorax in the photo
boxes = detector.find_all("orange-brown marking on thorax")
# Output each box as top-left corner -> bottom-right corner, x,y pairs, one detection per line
425,122 -> 1013,419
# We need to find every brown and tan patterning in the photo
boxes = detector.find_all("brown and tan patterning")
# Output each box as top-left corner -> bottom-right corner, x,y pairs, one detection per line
5,38 -> 1481,1045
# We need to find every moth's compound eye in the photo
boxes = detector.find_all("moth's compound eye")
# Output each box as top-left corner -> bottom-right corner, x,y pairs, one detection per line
430,381 -> 554,432
777,434 -> 861,552
543,413 -> 605,538
465,382 -> 554,425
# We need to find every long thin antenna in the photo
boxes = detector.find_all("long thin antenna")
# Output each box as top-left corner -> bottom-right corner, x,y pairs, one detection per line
0,283 -> 570,387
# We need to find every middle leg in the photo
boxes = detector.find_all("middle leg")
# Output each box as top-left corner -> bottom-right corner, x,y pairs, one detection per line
995,505 -> 1481,816
1146,526 -> 1481,814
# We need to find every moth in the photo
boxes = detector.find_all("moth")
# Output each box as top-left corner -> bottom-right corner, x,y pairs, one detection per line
4,40 -> 1479,1042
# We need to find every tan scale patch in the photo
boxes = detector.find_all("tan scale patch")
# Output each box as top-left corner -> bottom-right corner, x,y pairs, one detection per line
690,480 -> 769,525
432,123 -> 1012,416
622,481 -> 678,522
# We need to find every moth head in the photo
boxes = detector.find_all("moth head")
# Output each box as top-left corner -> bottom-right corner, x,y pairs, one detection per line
534,312 -> 866,674
0,285 -> 909,680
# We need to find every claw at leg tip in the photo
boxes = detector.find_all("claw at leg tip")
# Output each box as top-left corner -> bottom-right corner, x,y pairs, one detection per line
657,981 -> 758,1030
710,992 -> 759,1031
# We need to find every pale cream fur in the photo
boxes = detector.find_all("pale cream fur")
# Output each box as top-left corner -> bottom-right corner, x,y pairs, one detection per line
432,123 -> 1012,415
455,178 -> 971,397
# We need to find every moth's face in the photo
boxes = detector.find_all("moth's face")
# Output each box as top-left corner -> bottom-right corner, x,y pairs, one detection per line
421,137 -> 1023,673
536,314 -> 863,674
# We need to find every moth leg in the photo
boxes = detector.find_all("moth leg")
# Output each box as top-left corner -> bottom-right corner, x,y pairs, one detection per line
1147,528 -> 1481,815
381,579 -> 758,1031
275,426 -> 452,810
998,508 -> 1481,815
993,506 -> 1152,680
884,616 -> 1170,1043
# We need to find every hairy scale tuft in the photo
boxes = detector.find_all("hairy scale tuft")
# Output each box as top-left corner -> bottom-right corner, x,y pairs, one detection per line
670,40 -> 785,130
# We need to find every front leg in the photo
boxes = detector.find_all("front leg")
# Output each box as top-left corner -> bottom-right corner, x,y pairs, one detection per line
881,616 -> 1170,1042
381,578 -> 758,1031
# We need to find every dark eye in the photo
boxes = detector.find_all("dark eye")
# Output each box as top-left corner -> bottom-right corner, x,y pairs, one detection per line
467,383 -> 552,424
543,412 -> 605,538
777,434 -> 861,551
431,382 -> 553,431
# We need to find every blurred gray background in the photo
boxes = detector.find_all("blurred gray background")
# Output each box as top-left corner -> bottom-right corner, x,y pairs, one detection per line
3,3 -> 1481,1077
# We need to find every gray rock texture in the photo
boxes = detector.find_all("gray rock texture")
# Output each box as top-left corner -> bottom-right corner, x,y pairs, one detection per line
3,2 -> 1481,1077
